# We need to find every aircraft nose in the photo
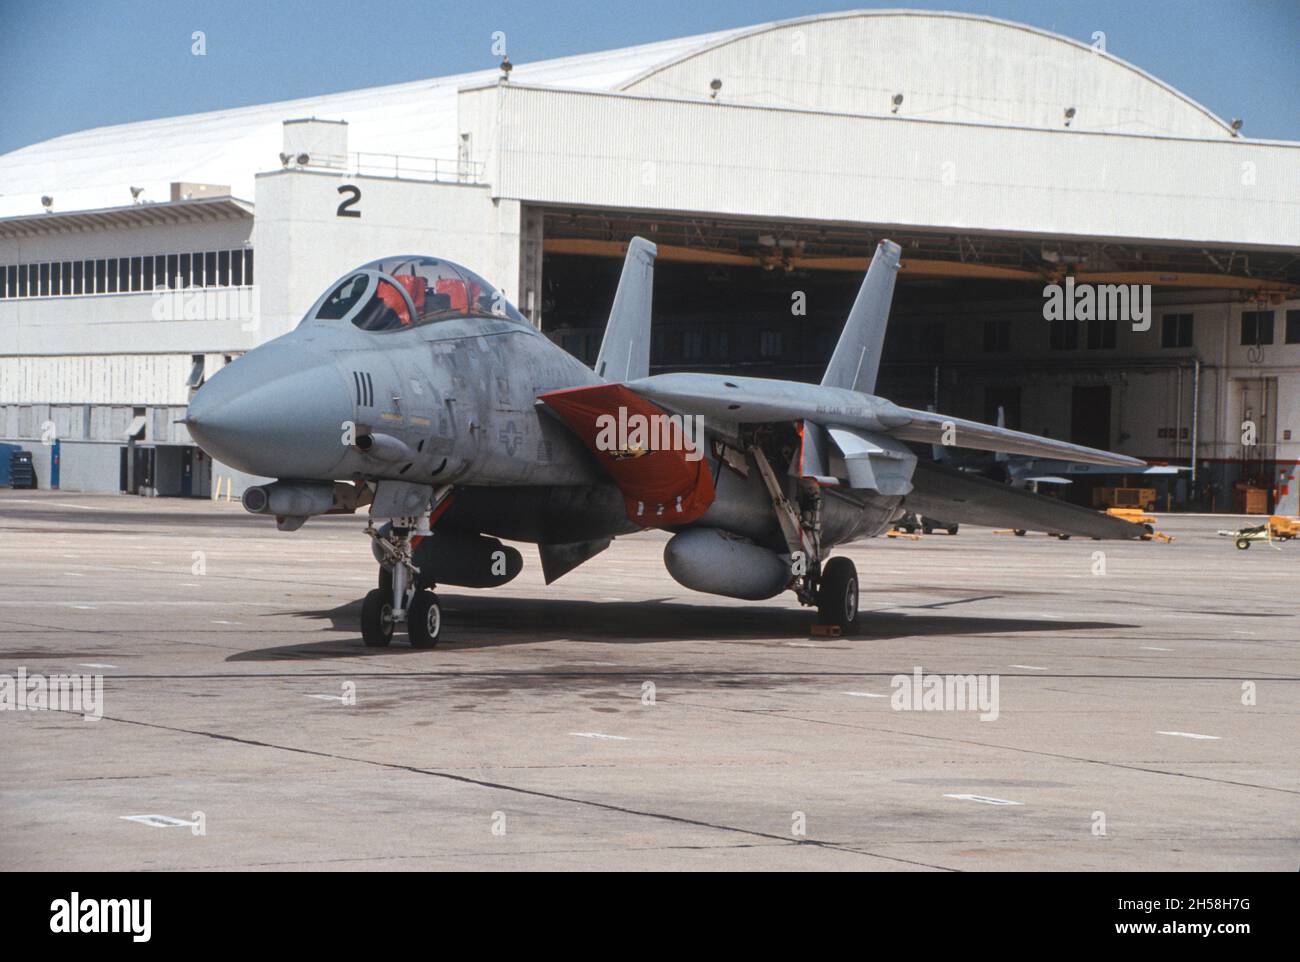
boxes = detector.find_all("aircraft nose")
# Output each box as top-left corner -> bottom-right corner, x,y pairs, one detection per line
186,343 -> 352,479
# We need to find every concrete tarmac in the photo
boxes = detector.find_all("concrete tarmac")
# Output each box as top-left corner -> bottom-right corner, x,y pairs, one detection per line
1,491 -> 1296,871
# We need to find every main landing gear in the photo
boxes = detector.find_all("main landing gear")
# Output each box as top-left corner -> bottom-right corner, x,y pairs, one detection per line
815,556 -> 859,630
750,445 -> 860,633
362,517 -> 441,648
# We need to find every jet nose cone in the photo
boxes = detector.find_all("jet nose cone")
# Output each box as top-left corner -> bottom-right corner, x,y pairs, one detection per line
187,343 -> 352,478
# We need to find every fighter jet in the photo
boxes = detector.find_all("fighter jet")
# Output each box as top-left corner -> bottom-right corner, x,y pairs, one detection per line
185,238 -> 1147,647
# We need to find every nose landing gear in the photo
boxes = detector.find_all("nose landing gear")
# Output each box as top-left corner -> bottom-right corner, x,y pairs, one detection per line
363,518 -> 441,648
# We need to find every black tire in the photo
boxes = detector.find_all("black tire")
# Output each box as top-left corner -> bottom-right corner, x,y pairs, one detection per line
817,557 -> 859,631
407,590 -> 442,649
1143,524 -> 1155,536
378,565 -> 393,595
921,522 -> 934,535
946,525 -> 959,536
1057,534 -> 1071,541
1013,529 -> 1026,537
361,588 -> 394,647
1235,538 -> 1250,551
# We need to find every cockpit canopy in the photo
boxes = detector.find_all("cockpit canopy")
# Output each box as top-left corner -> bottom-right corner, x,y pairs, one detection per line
304,256 -> 527,332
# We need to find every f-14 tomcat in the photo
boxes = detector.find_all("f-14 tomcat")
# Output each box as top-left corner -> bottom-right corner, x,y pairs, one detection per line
185,239 -> 1146,647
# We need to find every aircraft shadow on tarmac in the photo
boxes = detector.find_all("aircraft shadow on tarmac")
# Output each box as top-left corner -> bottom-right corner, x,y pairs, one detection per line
225,594 -> 1136,660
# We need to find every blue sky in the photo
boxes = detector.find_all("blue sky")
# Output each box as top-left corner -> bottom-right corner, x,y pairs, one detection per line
1,0 -> 1296,154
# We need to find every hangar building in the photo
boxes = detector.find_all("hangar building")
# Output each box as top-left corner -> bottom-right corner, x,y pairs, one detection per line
2,10 -> 1297,512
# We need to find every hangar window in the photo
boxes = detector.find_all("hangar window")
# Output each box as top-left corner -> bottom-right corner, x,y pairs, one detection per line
712,330 -> 730,360
1086,316 -> 1116,350
117,258 -> 130,293
1241,311 -> 1274,346
759,330 -> 783,357
982,320 -> 1011,352
205,252 -> 217,286
218,250 -> 230,286
1287,310 -> 1300,345
1050,317 -> 1078,350
1161,313 -> 1193,348
684,330 -> 707,361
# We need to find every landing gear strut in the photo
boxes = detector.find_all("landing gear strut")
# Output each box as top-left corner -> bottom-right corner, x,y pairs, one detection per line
363,516 -> 441,648
750,445 -> 859,633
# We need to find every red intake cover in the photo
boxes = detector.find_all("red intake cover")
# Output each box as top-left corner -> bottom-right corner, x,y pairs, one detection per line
539,383 -> 715,527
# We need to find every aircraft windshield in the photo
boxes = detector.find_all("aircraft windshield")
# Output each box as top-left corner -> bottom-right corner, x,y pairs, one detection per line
304,256 -> 527,331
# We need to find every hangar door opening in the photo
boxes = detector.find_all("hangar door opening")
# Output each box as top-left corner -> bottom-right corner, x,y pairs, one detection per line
533,208 -> 1043,414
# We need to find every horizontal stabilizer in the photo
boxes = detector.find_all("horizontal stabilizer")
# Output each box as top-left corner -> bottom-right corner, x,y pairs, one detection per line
539,538 -> 611,584
906,461 -> 1145,539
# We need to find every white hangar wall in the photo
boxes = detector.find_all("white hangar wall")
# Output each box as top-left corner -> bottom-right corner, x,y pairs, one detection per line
621,11 -> 1232,137
462,83 -> 1299,249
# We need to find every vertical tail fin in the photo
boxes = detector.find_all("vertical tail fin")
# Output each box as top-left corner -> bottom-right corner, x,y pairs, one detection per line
994,406 -> 1008,462
594,237 -> 656,382
821,239 -> 901,395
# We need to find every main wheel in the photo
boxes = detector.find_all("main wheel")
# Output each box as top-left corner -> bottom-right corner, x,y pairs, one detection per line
407,590 -> 442,648
361,588 -> 395,647
817,557 -> 859,632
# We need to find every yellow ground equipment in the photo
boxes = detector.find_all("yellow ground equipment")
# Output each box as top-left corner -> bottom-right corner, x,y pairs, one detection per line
1093,487 -> 1157,511
1219,516 -> 1297,550
1103,507 -> 1172,542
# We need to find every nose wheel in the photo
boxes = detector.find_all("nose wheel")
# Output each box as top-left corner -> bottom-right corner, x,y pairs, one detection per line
363,518 -> 441,648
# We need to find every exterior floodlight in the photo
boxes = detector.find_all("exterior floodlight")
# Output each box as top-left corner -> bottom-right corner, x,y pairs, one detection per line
296,153 -> 310,166
891,93 -> 904,113
500,57 -> 512,81
1231,118 -> 1243,136
709,78 -> 722,99
1064,106 -> 1076,127
41,195 -> 53,211
279,152 -> 292,167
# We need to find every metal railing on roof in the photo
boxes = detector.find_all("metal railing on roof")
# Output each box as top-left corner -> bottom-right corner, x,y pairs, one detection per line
347,152 -> 484,184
